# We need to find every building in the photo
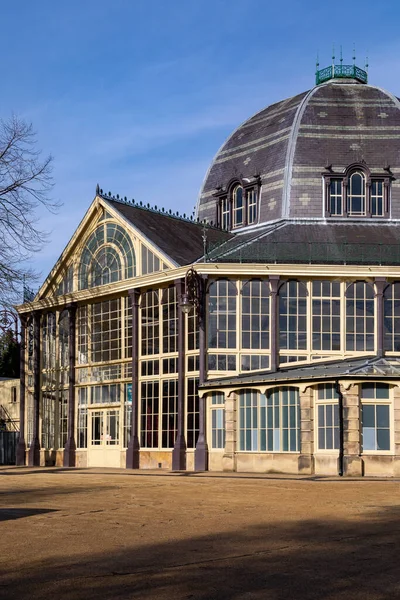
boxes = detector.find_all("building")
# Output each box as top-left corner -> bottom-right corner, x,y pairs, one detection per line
16,62 -> 400,476
0,378 -> 19,464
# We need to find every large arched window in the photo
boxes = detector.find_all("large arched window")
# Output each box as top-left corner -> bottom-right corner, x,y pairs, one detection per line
345,282 -> 374,351
208,280 -> 237,349
90,246 -> 121,287
384,283 -> 400,352
238,387 -> 300,452
279,281 -> 307,350
348,171 -> 366,216
78,223 -> 135,290
241,280 -> 270,349
232,185 -> 244,228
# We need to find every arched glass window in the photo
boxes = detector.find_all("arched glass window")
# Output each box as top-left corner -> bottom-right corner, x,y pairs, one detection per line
141,291 -> 159,356
345,282 -> 374,351
162,286 -> 177,353
78,223 -> 135,290
238,387 -> 300,452
208,280 -> 237,349
348,171 -> 366,216
279,281 -> 307,350
241,280 -> 270,349
90,246 -> 121,287
384,283 -> 400,352
232,186 -> 244,228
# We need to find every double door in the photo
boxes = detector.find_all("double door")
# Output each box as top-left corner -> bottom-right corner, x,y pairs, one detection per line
87,408 -> 121,467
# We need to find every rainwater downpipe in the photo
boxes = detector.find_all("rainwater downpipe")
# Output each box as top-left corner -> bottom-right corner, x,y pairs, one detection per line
335,380 -> 344,477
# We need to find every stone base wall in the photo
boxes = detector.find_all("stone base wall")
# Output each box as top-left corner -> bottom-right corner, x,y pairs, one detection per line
362,455 -> 396,477
314,454 -> 339,475
139,450 -> 172,469
76,451 -> 88,467
235,452 -> 300,474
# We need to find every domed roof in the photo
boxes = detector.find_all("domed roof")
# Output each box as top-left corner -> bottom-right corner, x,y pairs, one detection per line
197,74 -> 400,225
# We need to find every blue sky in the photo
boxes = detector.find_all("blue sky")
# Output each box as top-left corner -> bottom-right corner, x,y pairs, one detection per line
2,0 -> 400,286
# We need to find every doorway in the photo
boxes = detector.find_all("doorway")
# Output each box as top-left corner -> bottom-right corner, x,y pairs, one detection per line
87,408 -> 121,467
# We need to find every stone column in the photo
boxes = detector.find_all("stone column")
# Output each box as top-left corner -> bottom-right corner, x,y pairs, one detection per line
393,385 -> 400,477
16,314 -> 28,466
341,383 -> 363,476
126,289 -> 140,469
269,276 -> 280,372
298,387 -> 314,474
63,303 -> 77,467
28,311 -> 41,467
222,391 -> 237,472
172,279 -> 187,470
374,278 -> 386,357
195,275 -> 209,471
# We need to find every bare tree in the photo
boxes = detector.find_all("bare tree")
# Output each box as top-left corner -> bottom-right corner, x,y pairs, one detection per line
0,115 -> 59,305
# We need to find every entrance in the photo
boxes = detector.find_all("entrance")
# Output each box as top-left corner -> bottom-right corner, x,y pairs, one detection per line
87,408 -> 121,467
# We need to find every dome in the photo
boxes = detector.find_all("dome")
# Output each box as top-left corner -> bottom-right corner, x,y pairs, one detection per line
197,69 -> 400,227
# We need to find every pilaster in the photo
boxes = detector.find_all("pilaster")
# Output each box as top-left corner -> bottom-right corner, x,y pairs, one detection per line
298,387 -> 314,474
269,276 -> 280,372
126,289 -> 140,469
172,279 -> 187,471
28,311 -> 41,467
392,385 -> 400,476
195,275 -> 209,471
16,314 -> 27,466
63,303 -> 77,467
374,278 -> 386,357
222,391 -> 237,472
341,383 -> 363,476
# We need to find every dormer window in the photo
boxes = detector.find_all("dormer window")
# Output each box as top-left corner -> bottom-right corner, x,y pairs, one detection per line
329,179 -> 343,216
221,197 -> 230,229
348,171 -> 366,216
232,185 -> 244,228
247,188 -> 257,224
215,177 -> 260,230
324,164 -> 392,219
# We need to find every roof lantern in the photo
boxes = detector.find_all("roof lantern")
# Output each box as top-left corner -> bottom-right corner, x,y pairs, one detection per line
315,46 -> 368,85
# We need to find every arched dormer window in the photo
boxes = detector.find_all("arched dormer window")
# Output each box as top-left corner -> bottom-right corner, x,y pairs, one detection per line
348,171 -> 366,216
78,223 -> 136,290
232,185 -> 244,228
214,177 -> 260,230
324,164 -> 392,219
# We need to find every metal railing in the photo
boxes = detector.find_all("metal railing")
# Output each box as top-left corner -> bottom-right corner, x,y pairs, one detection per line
316,64 -> 368,85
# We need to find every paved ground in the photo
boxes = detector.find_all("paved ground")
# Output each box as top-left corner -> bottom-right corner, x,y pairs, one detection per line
0,468 -> 399,600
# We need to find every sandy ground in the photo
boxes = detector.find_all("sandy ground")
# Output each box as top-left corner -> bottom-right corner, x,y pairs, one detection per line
0,468 -> 399,600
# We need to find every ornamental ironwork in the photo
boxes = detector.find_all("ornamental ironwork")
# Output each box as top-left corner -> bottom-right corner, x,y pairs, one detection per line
0,309 -> 19,340
316,64 -> 368,86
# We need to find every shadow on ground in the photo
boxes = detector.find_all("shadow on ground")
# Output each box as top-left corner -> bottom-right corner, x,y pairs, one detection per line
0,508 -> 58,522
0,505 -> 399,599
